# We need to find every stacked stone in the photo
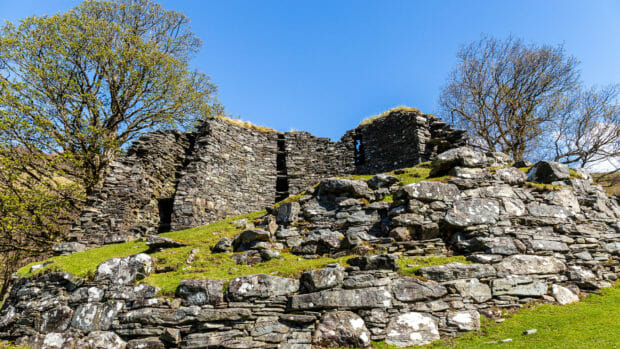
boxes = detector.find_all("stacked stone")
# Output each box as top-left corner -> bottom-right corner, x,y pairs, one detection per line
66,130 -> 192,250
283,131 -> 355,196
355,110 -> 466,175
169,119 -> 281,230
71,111 -> 465,249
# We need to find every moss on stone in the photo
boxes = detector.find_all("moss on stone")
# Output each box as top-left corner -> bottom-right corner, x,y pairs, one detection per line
358,106 -> 422,126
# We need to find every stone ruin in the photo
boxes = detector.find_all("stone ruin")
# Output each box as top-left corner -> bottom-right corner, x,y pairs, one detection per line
1,144 -> 619,348
68,109 -> 465,249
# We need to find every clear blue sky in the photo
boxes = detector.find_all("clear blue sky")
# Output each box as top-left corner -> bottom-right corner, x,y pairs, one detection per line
2,0 -> 620,140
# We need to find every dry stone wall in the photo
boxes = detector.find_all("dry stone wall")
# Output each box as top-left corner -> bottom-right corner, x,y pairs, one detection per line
71,110 -> 463,249
2,148 -> 620,348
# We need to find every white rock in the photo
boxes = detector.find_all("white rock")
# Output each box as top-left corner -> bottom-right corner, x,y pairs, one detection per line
385,312 -> 440,347
551,284 -> 579,305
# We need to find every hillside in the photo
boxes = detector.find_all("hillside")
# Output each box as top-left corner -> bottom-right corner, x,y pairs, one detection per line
1,146 -> 619,349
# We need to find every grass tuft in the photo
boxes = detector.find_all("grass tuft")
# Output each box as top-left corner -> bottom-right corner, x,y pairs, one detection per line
359,106 -> 422,126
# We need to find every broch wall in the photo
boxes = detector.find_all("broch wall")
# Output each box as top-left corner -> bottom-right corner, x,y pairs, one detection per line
70,110 -> 464,248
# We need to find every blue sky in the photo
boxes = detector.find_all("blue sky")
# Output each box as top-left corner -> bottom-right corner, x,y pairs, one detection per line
2,0 -> 620,140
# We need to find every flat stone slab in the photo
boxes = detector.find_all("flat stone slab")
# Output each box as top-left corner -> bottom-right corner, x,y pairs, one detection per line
289,287 -> 393,310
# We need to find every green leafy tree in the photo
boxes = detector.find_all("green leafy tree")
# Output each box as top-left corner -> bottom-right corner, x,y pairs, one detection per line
0,0 -> 220,194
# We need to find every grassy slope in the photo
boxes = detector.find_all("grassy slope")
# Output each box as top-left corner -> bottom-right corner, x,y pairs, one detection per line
16,163 -> 465,295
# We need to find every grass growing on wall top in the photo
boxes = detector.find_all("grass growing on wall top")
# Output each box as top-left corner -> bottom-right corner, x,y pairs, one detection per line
358,106 -> 422,126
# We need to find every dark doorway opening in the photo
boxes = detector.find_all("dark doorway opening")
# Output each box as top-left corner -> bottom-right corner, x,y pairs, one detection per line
276,134 -> 289,202
354,135 -> 364,165
158,198 -> 174,233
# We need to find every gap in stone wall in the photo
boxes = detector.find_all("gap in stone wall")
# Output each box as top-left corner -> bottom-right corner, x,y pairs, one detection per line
354,134 -> 365,166
157,198 -> 174,233
276,134 -> 289,202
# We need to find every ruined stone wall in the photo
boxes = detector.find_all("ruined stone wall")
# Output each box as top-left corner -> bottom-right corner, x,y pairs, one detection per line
170,119 -> 280,230
355,111 -> 466,174
284,131 -> 356,197
71,110 -> 466,248
69,131 -> 192,246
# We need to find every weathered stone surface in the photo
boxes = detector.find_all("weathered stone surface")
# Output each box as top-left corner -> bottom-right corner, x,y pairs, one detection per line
127,337 -> 165,349
120,307 -> 251,326
300,266 -> 345,292
182,330 -> 244,349
232,230 -> 271,252
476,237 -> 519,255
396,182 -> 460,202
444,278 -> 492,303
76,331 -> 126,349
430,147 -> 487,176
38,306 -> 73,333
447,310 -> 481,331
227,274 -> 299,301
145,235 -> 187,249
494,167 -> 527,185
289,287 -> 393,310
491,276 -> 547,296
276,202 -> 301,224
52,242 -> 87,256
385,312 -> 440,347
312,311 -> 371,348
94,254 -> 153,285
530,240 -> 570,252
231,250 -> 263,265
212,237 -> 233,253
176,279 -> 225,306
416,263 -> 496,282
496,255 -> 566,276
317,178 -> 369,198
527,161 -> 570,183
392,277 -> 447,301
552,284 -> 579,305
347,255 -> 399,271
445,199 -> 500,227
367,174 -> 399,190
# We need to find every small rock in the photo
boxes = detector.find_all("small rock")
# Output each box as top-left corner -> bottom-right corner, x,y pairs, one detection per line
212,237 -> 233,252
523,329 -> 537,335
312,311 -> 371,348
551,284 -> 579,305
145,235 -> 187,249
367,174 -> 399,189
347,254 -> 399,271
501,338 -> 513,343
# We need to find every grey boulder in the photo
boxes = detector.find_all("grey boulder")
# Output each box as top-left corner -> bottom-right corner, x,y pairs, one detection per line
176,279 -> 225,306
392,277 -> 447,301
94,254 -> 153,285
496,255 -> 566,276
445,198 -> 500,227
527,161 -> 570,183
396,181 -> 460,202
385,312 -> 440,347
416,263 -> 496,282
312,311 -> 371,348
227,274 -> 299,301
347,254 -> 399,271
317,178 -> 369,198
300,266 -> 345,292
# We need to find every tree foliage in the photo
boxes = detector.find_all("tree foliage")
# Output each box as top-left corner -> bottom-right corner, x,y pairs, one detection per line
440,35 -> 619,169
0,0 -> 220,194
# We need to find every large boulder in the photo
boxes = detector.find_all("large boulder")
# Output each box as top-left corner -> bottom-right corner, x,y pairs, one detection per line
367,174 -> 399,190
176,279 -> 225,306
444,198 -> 500,227
317,178 -> 369,198
416,263 -> 496,282
312,311 -> 371,348
94,254 -> 153,285
430,147 -> 512,176
385,312 -> 440,347
551,284 -> 579,305
392,277 -> 447,301
276,202 -> 301,224
300,266 -> 345,292
496,255 -> 566,276
395,181 -> 460,202
447,310 -> 481,331
227,274 -> 299,301
232,229 -> 271,251
527,161 -> 570,183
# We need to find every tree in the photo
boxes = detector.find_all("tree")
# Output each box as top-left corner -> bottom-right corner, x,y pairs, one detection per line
439,35 -> 580,162
546,85 -> 620,169
0,0 -> 220,195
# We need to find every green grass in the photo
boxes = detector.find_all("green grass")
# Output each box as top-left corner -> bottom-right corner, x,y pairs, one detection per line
359,106 -> 422,126
372,282 -> 620,349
